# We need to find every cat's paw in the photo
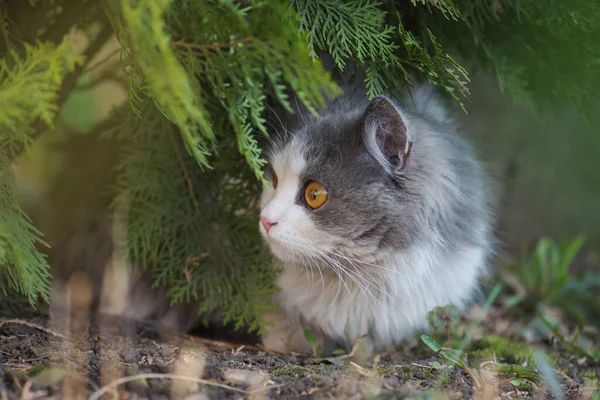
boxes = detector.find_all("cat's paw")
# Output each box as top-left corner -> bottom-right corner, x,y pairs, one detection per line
261,312 -> 312,354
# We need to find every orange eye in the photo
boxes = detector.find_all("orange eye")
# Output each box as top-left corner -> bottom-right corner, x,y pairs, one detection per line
273,173 -> 278,189
304,181 -> 328,209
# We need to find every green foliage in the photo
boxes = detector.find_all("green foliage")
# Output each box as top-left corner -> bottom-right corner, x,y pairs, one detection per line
496,363 -> 540,383
291,0 -> 469,102
540,316 -> 599,362
427,305 -> 462,330
473,336 -> 533,363
303,329 -> 319,355
0,39 -> 82,148
421,335 -> 471,371
502,236 -> 600,326
0,38 -> 81,304
106,99 -> 280,333
427,305 -> 462,347
109,0 -> 338,180
410,0 -> 462,21
420,0 -> 600,121
113,0 -> 217,169
396,24 -> 469,108
100,0 -> 344,331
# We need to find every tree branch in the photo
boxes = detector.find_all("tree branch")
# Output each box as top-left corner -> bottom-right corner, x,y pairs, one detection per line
8,22 -> 114,163
168,129 -> 194,196
22,24 -> 114,143
170,36 -> 251,51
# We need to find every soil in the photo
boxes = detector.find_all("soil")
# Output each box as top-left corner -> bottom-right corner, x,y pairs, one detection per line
1,306 -> 597,400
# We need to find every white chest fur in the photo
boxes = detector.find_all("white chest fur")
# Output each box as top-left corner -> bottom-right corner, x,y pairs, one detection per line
273,242 -> 486,351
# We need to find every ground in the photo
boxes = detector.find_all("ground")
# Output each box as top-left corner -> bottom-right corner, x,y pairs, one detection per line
1,298 -> 598,400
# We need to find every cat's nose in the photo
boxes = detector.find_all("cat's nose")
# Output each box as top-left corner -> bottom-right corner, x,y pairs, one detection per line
260,216 -> 277,233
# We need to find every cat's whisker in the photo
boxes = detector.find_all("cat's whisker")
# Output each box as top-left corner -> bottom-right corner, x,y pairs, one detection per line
330,250 -> 414,280
321,251 -> 382,310
327,252 -> 386,295
332,257 -> 400,305
311,250 -> 351,312
264,103 -> 291,135
335,255 -> 397,311
330,252 -> 402,306
308,253 -> 326,302
293,96 -> 308,127
305,254 -> 318,290
309,254 -> 326,300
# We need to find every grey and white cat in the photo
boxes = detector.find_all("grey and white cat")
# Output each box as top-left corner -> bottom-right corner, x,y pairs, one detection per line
258,83 -> 494,355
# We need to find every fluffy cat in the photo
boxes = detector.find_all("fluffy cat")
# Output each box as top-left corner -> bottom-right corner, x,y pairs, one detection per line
258,83 -> 494,355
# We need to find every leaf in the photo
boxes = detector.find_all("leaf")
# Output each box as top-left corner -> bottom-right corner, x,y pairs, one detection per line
429,361 -> 442,369
427,305 -> 463,329
331,349 -> 346,356
496,364 -> 541,382
304,329 -> 317,347
560,235 -> 585,273
510,378 -> 533,390
421,334 -> 441,353
421,335 -> 469,370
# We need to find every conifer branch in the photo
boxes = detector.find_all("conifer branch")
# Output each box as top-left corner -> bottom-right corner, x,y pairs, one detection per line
169,128 -> 194,196
27,23 -> 113,139
170,37 -> 252,52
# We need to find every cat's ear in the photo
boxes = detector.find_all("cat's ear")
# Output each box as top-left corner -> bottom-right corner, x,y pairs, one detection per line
360,96 -> 412,172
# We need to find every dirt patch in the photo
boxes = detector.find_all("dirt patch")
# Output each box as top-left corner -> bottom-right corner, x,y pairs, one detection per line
1,308 -> 597,399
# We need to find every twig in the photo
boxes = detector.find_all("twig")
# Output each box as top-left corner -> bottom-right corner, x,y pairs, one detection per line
337,342 -> 358,360
18,381 -> 31,400
411,362 -> 435,369
171,37 -> 251,51
168,130 -> 194,195
100,0 -> 119,30
336,334 -> 368,360
0,319 -> 65,339
88,373 -> 281,400
371,355 -> 381,378
84,47 -> 120,74
349,361 -> 368,376
0,378 -> 8,400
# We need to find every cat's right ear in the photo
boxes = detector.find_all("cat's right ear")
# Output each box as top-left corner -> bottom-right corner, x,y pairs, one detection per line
359,96 -> 412,173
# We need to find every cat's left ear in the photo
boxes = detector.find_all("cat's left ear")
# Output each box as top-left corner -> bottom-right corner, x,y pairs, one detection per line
360,96 -> 413,172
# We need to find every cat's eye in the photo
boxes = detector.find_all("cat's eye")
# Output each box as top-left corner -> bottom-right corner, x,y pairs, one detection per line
304,181 -> 328,209
272,172 -> 278,189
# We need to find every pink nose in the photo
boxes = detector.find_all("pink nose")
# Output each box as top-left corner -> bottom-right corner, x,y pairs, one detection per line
260,216 -> 277,233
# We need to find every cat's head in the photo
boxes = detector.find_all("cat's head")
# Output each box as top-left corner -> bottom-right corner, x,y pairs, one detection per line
258,93 -> 483,266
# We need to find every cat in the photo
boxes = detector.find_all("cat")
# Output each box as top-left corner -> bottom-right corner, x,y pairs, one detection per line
258,82 -> 495,356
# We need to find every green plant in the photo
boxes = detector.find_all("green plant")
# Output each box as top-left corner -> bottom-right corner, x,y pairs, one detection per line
427,305 -> 462,346
540,316 -> 600,362
421,334 -> 552,396
304,329 -> 320,356
502,236 -> 600,325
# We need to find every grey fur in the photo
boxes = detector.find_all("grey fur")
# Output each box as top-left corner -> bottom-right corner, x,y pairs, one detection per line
268,91 -> 491,257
